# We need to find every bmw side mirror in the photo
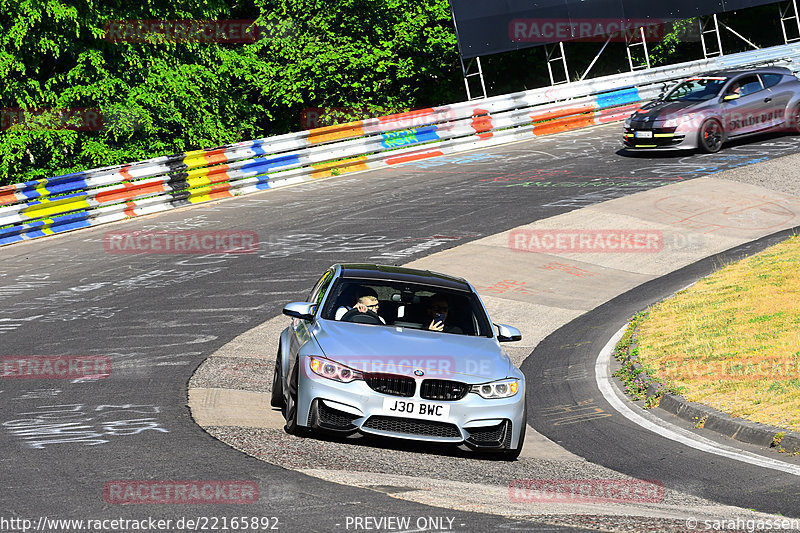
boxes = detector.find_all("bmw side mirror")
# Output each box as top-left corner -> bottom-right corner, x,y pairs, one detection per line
495,323 -> 522,342
283,302 -> 316,321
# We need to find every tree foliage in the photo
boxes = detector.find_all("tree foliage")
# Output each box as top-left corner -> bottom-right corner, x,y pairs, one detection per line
0,0 -> 460,185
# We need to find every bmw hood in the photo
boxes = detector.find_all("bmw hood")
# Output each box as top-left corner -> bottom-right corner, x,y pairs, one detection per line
310,320 -> 513,383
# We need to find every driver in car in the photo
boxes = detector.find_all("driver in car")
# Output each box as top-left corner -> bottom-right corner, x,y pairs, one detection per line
335,289 -> 386,323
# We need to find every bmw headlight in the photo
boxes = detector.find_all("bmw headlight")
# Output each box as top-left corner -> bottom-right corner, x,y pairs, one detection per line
663,117 -> 678,128
309,356 -> 363,383
471,378 -> 519,399
624,117 -> 632,128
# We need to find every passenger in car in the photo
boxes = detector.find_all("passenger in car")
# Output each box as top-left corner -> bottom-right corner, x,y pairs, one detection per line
426,294 -> 462,334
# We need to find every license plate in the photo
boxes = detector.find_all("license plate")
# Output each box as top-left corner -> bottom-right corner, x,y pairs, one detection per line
383,398 -> 450,420
634,131 -> 653,138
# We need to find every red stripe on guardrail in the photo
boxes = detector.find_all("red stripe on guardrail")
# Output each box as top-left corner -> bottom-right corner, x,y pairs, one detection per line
95,180 -> 168,204
471,108 -> 493,139
386,151 -> 444,165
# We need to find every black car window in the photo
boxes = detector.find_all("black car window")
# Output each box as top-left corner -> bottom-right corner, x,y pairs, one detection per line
321,278 -> 493,337
735,75 -> 763,96
664,78 -> 727,101
761,73 -> 783,89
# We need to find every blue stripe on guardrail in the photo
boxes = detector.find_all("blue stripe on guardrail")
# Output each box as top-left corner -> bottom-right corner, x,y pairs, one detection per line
381,126 -> 440,149
241,153 -> 302,190
596,88 -> 641,108
0,210 -> 94,245
40,173 -> 91,196
0,231 -> 24,245
250,140 -> 269,158
7,171 -> 93,202
241,154 -> 300,173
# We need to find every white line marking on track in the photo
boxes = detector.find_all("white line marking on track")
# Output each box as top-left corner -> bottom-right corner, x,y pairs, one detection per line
596,323 -> 800,477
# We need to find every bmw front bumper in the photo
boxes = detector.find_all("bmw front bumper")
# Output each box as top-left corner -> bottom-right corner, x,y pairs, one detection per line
295,356 -> 526,450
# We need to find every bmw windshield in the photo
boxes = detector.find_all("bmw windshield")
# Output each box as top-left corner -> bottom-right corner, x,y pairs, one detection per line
321,277 -> 493,337
664,77 -> 728,102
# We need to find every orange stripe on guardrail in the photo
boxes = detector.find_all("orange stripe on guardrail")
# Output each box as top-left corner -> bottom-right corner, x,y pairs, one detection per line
311,156 -> 369,179
471,108 -> 493,139
596,103 -> 640,123
533,114 -> 596,135
0,188 -> 19,206
385,151 -> 444,165
204,181 -> 234,200
201,147 -> 230,166
95,180 -> 169,204
307,122 -> 366,145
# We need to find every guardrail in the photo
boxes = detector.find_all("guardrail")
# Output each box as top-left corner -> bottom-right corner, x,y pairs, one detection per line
3,42 -> 800,246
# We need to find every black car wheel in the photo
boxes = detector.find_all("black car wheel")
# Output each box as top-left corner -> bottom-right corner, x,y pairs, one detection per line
270,348 -> 284,409
283,361 -> 307,436
698,119 -> 724,153
787,105 -> 800,134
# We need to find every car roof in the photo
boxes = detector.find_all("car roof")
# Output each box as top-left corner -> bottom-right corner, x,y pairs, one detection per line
335,263 -> 472,291
699,67 -> 791,78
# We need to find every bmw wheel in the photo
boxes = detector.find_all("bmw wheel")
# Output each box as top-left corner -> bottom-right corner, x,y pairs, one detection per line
270,348 -> 284,409
698,119 -> 723,153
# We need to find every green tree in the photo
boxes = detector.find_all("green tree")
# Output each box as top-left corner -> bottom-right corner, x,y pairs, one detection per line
0,0 -> 460,186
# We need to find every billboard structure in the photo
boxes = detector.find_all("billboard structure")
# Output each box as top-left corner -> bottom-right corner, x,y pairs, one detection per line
449,0 -> 800,98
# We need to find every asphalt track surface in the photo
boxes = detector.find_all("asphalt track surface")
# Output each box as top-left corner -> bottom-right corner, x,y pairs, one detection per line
2,123 -> 800,531
526,227 -> 800,518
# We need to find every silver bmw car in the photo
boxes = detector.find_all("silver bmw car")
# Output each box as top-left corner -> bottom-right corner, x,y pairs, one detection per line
623,67 -> 800,153
271,264 -> 527,459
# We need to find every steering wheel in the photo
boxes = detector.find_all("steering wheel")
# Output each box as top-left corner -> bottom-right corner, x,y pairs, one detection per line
340,308 -> 383,324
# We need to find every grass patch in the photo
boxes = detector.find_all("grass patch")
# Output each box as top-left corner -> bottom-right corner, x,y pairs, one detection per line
631,234 -> 800,432
611,312 -> 681,405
